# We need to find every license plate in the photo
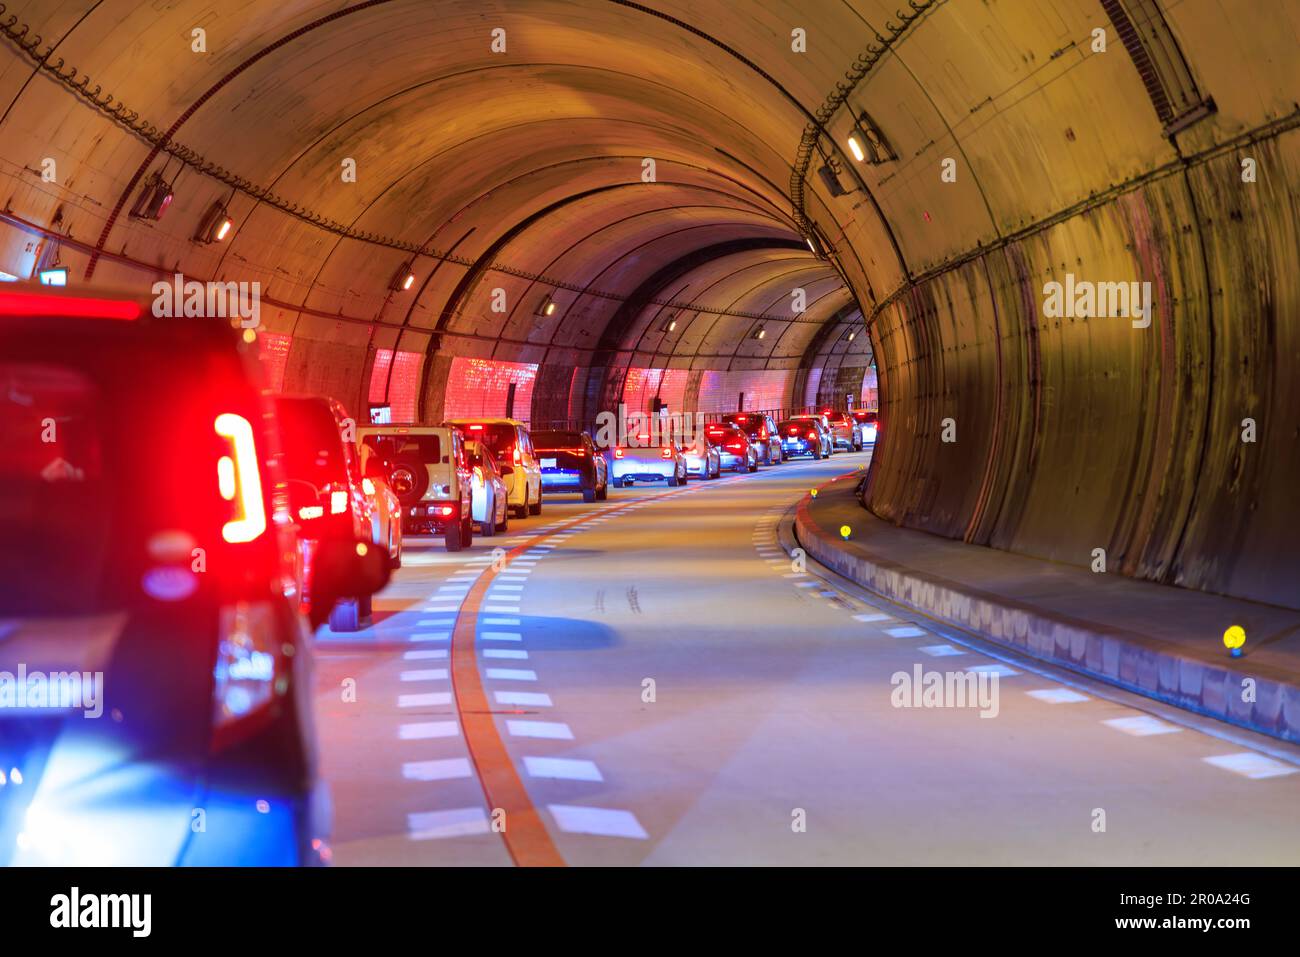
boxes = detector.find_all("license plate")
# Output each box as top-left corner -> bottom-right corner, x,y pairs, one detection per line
541,458 -> 557,469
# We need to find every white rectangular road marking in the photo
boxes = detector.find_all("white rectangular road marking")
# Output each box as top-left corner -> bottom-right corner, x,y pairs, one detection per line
507,720 -> 573,740
853,613 -> 891,622
1103,715 -> 1182,736
498,573 -> 530,581
436,585 -> 469,594
407,807 -> 489,840
481,631 -> 522,642
485,605 -> 521,614
1203,752 -> 1298,779
403,758 -> 473,781
495,691 -> 553,707
492,584 -> 525,591
399,721 -> 459,740
409,632 -> 451,643
1027,688 -> 1089,704
483,617 -> 520,626
885,626 -> 927,638
783,573 -> 806,578
400,669 -> 449,681
404,648 -> 449,660
483,648 -> 528,659
548,804 -> 648,839
417,619 -> 454,627
399,692 -> 453,707
486,668 -> 537,681
524,757 -> 603,781
919,644 -> 964,657
970,663 -> 1020,677
795,582 -> 817,588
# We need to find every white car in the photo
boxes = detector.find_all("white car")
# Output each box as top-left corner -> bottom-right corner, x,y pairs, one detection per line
465,439 -> 509,536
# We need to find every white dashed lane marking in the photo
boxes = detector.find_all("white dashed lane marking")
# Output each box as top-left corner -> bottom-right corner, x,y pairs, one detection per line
548,805 -> 648,840
400,669 -> 448,682
399,721 -> 459,740
524,757 -> 603,781
1103,716 -> 1183,736
918,644 -> 964,656
885,626 -> 927,638
495,691 -> 552,707
403,758 -> 474,781
486,668 -> 537,681
1203,753 -> 1298,779
506,720 -> 574,740
399,692 -> 453,707
483,648 -> 529,659
1026,688 -> 1090,704
407,808 -> 489,840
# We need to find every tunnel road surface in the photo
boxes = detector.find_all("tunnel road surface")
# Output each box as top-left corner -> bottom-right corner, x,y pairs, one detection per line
313,451 -> 1300,866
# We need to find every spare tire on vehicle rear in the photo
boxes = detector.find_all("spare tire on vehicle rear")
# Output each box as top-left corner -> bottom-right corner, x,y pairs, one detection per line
389,456 -> 429,507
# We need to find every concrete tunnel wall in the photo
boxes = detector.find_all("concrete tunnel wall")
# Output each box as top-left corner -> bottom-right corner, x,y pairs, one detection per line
0,1 -> 1295,608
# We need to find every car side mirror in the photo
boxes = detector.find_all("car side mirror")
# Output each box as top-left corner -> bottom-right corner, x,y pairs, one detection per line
309,539 -> 392,630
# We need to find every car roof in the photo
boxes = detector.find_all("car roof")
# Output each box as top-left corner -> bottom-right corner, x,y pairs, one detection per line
443,417 -> 526,427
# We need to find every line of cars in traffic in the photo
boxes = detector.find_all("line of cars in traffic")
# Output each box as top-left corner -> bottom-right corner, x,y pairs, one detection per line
0,285 -> 880,866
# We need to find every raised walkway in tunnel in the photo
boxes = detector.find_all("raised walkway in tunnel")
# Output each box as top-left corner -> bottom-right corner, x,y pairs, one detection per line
796,477 -> 1300,745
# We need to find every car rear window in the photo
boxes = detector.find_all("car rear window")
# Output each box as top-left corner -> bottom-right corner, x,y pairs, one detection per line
456,423 -> 516,454
274,398 -> 350,487
531,431 -> 580,449
363,433 -> 442,463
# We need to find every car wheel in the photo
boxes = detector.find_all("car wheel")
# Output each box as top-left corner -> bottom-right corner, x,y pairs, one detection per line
328,598 -> 362,633
445,521 -> 464,552
667,472 -> 680,486
596,482 -> 608,500
479,503 -> 496,536
529,492 -> 542,516
582,485 -> 597,503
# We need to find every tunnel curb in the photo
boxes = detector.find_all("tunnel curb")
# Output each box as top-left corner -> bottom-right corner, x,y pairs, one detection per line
794,476 -> 1300,745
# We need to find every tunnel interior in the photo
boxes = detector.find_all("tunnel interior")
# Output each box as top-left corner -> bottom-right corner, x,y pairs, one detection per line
1,0 -> 1296,609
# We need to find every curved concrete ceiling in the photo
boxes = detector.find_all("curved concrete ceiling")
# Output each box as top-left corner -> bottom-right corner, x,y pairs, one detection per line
2,0 -> 1297,607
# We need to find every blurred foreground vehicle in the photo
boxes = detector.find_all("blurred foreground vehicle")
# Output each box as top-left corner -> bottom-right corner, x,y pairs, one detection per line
0,286 -> 388,865
358,426 -> 474,551
357,442 -> 403,568
531,429 -> 608,502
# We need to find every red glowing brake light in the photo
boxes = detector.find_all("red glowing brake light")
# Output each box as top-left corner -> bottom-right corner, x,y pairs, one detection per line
468,424 -> 484,431
0,292 -> 142,321
788,426 -> 800,434
759,427 -> 768,439
214,413 -> 267,544
512,445 -> 521,465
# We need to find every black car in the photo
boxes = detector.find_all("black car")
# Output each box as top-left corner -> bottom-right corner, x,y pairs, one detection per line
0,286 -> 388,865
531,429 -> 609,503
720,412 -> 783,465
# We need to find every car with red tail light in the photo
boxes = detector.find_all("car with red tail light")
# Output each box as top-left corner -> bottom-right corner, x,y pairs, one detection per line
531,429 -> 608,502
703,423 -> 759,473
358,426 -> 475,551
720,412 -> 782,465
0,285 -> 389,866
609,433 -> 689,486
444,418 -> 542,518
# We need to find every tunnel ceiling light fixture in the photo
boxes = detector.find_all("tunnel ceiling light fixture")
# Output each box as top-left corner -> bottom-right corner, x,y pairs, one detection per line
196,201 -> 234,244
536,294 -> 558,318
847,135 -> 866,163
129,171 -> 175,221
662,316 -> 678,333
752,326 -> 767,341
389,261 -> 416,292
847,330 -> 857,342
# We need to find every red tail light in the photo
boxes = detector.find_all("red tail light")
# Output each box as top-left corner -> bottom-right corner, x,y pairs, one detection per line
214,413 -> 267,544
759,427 -> 768,439
788,426 -> 800,434
512,446 -> 521,465
726,442 -> 744,451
